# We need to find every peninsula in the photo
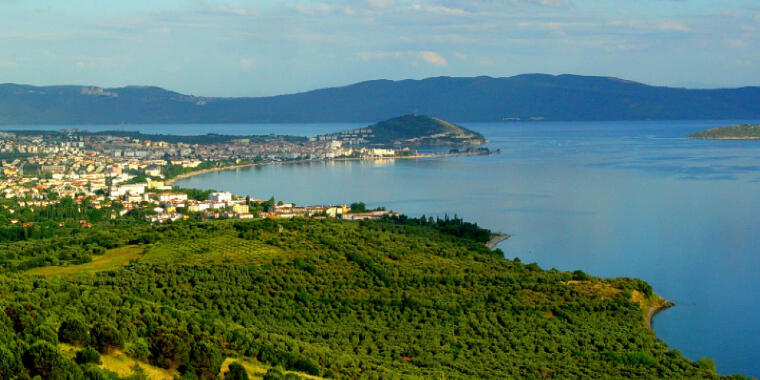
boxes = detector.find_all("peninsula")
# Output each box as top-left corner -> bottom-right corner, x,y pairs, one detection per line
688,124 -> 760,139
313,114 -> 486,147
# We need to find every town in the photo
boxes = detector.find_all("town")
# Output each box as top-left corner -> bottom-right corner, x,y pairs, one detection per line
0,129 -> 413,226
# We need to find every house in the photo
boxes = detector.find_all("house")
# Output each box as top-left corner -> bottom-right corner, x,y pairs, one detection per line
110,183 -> 146,198
342,210 -> 400,221
146,179 -> 165,189
158,193 -> 188,202
326,205 -> 348,218
231,204 -> 249,214
208,192 -> 232,203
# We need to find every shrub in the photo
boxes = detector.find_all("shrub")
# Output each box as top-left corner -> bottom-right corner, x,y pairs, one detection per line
75,347 -> 101,365
224,362 -> 249,380
188,339 -> 223,378
58,317 -> 90,346
90,322 -> 123,354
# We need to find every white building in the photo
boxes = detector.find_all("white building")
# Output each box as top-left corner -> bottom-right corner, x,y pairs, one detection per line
158,193 -> 188,202
110,183 -> 146,199
208,192 -> 232,203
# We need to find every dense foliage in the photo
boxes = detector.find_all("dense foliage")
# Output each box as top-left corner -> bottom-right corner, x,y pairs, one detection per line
0,218 -> 745,379
689,124 -> 760,139
386,214 -> 493,243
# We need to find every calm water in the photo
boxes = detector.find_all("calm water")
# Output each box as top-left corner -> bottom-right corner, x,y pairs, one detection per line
74,120 -> 760,376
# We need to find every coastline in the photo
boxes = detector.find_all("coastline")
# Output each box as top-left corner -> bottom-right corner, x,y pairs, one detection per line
167,152 -> 678,333
485,233 -> 510,249
689,136 -> 760,140
166,163 -> 256,185
646,298 -> 675,329
166,151 -> 494,185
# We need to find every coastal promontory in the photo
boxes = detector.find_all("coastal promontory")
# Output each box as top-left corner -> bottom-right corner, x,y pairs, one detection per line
316,114 -> 487,147
688,124 -> 760,139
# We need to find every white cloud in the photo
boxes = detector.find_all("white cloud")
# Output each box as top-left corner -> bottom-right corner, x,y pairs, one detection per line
656,20 -> 691,32
0,60 -> 18,68
151,27 -> 172,35
412,4 -> 470,15
366,0 -> 395,10
239,58 -> 253,70
292,3 -> 333,15
419,51 -> 447,66
358,50 -> 448,66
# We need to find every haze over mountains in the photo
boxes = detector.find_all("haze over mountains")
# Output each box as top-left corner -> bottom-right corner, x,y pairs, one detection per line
1,74 -> 759,125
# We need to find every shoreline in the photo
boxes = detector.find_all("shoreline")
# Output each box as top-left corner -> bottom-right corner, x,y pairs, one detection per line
166,151 -> 494,185
689,136 -> 760,140
485,233 -> 510,249
646,298 -> 675,329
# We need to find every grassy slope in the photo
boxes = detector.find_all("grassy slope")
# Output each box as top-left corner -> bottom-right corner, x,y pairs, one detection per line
60,343 -> 321,380
10,219 -> 733,378
26,246 -> 144,277
689,124 -> 760,139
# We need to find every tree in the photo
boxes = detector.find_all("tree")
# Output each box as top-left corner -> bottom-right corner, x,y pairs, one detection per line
90,322 -> 123,354
58,317 -> 90,346
22,341 -> 68,378
572,270 -> 591,281
149,329 -> 190,369
75,347 -> 101,365
188,339 -> 223,379
697,357 -> 716,371
0,345 -> 21,379
350,202 -> 367,213
262,367 -> 285,380
224,362 -> 249,380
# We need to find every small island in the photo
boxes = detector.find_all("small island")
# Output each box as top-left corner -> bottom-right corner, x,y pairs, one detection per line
688,124 -> 760,139
313,114 -> 487,147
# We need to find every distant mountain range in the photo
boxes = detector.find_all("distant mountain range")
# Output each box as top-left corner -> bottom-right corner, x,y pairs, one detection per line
1,74 -> 759,125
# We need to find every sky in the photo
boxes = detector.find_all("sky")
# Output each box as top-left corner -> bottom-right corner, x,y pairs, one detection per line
0,0 -> 758,96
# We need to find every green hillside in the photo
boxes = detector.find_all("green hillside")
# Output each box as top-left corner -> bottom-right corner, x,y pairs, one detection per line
688,124 -> 760,139
367,114 -> 486,146
0,218 -> 742,379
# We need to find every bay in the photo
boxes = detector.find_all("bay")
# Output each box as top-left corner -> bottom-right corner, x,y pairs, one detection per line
68,120 -> 760,376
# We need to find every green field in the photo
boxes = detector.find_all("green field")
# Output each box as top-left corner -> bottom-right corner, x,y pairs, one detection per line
26,246 -> 144,277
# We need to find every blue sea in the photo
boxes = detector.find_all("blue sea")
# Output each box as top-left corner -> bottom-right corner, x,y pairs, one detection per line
9,120 -> 759,376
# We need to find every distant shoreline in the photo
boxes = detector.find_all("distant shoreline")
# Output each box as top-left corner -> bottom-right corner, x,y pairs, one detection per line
485,233 -> 510,249
689,136 -> 760,140
166,151 -> 494,185
688,123 -> 760,140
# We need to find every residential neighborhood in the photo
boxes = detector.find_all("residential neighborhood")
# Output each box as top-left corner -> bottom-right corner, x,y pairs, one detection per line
0,130 -> 402,225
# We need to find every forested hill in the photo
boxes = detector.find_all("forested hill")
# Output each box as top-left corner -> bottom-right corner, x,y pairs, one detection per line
1,74 -> 759,124
357,114 -> 486,146
0,217 -> 743,379
688,124 -> 760,139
